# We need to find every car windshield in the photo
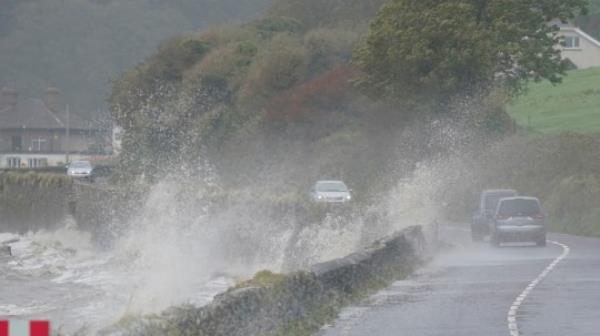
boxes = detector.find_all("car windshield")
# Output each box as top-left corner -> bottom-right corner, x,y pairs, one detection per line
316,182 -> 348,192
497,199 -> 541,217
70,162 -> 91,168
485,192 -> 516,211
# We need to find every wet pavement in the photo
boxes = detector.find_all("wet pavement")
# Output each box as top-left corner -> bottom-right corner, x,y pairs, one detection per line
320,226 -> 600,336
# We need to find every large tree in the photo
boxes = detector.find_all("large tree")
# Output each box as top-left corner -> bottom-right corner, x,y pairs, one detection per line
355,0 -> 588,106
577,0 -> 600,39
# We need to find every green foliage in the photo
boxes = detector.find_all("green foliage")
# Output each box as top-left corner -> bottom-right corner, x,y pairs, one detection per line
545,175 -> 600,237
242,34 -> 309,100
446,133 -> 600,237
304,28 -> 360,74
355,0 -> 588,106
148,38 -> 212,82
251,16 -> 305,39
508,68 -> 600,134
184,43 -> 255,94
577,0 -> 600,39
265,66 -> 356,122
234,270 -> 287,289
112,0 -> 521,193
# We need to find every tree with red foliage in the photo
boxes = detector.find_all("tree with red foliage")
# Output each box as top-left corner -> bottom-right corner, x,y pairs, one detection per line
265,66 -> 356,122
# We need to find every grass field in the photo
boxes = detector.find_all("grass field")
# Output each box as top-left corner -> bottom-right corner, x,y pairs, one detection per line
508,67 -> 600,134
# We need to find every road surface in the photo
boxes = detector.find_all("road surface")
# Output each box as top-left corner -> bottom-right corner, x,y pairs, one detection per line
320,226 -> 600,336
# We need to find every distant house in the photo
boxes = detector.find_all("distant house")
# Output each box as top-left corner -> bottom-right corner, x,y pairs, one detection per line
556,22 -> 600,69
0,87 -> 112,168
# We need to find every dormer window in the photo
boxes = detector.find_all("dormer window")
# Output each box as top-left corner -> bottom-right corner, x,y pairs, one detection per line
561,35 -> 581,49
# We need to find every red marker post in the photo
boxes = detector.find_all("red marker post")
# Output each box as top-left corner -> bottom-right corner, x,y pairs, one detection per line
0,320 -> 50,336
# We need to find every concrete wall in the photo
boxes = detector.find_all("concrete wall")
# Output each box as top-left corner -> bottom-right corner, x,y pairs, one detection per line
0,173 -> 131,241
0,172 -> 72,233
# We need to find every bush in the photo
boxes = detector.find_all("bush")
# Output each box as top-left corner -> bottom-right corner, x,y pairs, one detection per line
241,34 -> 308,101
265,66 -> 356,122
251,16 -> 305,39
146,37 -> 212,82
183,43 -> 257,93
545,175 -> 600,237
445,133 -> 600,237
303,28 -> 359,74
197,26 -> 259,47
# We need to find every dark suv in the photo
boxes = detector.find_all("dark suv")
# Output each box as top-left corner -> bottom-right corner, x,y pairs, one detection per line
471,189 -> 518,241
490,197 -> 546,247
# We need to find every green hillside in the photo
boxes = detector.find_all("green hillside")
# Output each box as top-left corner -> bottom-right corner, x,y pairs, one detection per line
508,67 -> 600,134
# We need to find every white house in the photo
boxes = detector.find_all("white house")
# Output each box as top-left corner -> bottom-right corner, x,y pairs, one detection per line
556,22 -> 600,69
0,87 -> 113,168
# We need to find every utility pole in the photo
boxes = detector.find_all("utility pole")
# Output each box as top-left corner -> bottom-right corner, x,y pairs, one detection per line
65,104 -> 70,163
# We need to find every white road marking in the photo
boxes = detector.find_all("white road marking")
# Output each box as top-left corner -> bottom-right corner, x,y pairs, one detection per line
507,240 -> 570,336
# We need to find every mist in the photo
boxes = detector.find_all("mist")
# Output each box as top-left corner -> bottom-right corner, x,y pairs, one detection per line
2,0 -> 600,334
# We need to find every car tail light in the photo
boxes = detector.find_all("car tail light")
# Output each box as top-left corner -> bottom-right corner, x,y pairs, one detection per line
532,213 -> 545,219
496,215 -> 508,220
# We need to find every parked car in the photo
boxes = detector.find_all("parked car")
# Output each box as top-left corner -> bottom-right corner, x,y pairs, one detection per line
67,160 -> 94,181
471,189 -> 518,241
490,197 -> 546,247
310,180 -> 352,203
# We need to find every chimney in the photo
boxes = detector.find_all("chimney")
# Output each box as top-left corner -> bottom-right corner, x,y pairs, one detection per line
43,87 -> 62,112
1,87 -> 18,111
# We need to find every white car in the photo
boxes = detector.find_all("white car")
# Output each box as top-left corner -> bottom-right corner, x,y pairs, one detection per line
67,160 -> 93,179
310,180 -> 352,203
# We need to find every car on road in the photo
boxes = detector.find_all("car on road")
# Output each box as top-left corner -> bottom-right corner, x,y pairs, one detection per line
490,197 -> 546,247
471,189 -> 518,241
67,160 -> 94,181
310,180 -> 352,203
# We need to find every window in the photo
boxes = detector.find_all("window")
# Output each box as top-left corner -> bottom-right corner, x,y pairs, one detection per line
11,136 -> 22,151
498,199 -> 541,217
31,137 -> 47,152
28,158 -> 47,168
7,157 -> 21,168
561,35 -> 581,49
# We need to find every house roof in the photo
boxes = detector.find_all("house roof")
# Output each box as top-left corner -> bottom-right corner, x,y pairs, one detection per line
0,98 -> 93,130
557,22 -> 600,48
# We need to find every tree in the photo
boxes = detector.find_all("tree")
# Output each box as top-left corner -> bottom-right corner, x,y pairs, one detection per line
577,0 -> 600,39
354,0 -> 588,107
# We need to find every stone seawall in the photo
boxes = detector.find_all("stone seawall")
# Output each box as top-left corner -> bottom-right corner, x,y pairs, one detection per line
0,172 -> 136,245
0,172 -> 72,233
100,226 -> 428,336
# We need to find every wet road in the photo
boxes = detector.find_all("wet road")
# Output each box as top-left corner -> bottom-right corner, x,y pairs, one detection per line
320,226 -> 600,336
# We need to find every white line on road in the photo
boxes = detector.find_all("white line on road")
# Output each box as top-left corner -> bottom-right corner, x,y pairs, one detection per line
507,240 -> 570,336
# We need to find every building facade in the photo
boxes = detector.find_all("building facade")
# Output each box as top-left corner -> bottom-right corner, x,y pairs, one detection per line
557,23 -> 600,69
0,87 -> 112,168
